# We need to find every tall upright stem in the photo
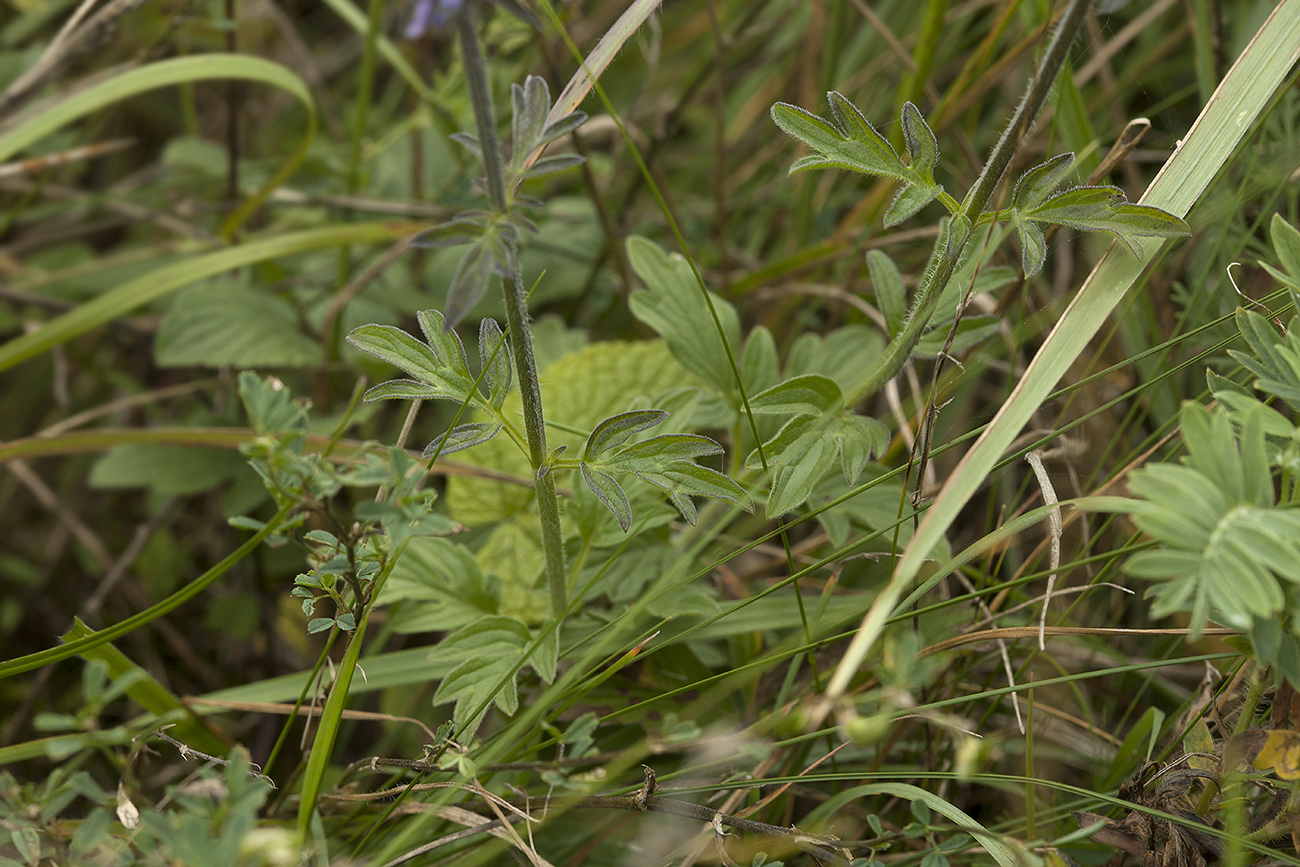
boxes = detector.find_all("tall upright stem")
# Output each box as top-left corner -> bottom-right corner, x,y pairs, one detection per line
457,7 -> 568,615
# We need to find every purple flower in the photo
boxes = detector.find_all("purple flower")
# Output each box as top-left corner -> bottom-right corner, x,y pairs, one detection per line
405,0 -> 463,39
405,0 -> 539,37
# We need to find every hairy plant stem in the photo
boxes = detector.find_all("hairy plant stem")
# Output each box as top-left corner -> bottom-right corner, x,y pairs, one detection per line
845,0 -> 1092,407
457,7 -> 567,616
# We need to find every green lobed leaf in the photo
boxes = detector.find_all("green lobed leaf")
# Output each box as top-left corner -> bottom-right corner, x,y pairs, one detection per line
754,416 -> 837,516
829,415 -> 889,486
434,656 -> 519,737
740,327 -> 779,395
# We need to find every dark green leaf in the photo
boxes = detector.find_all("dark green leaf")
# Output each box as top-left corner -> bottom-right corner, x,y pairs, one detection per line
749,374 -> 842,416
410,214 -> 488,250
584,409 -> 668,460
444,234 -> 510,328
900,101 -> 938,179
155,281 -> 321,368
885,180 -> 943,227
478,318 -> 512,408
424,423 -> 502,457
521,154 -> 585,180
915,315 -> 1001,358
1272,213 -> 1300,282
627,236 -> 741,395
868,250 -> 907,338
1013,213 -> 1048,276
1011,152 -> 1075,211
580,463 -> 631,531
511,76 -> 550,174
771,96 -> 908,181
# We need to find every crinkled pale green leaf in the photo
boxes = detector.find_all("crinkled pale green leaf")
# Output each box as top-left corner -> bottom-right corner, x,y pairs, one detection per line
584,409 -> 668,460
748,374 -> 842,416
384,537 -> 499,633
447,340 -> 692,525
627,236 -> 740,396
155,281 -> 321,368
868,250 -> 907,338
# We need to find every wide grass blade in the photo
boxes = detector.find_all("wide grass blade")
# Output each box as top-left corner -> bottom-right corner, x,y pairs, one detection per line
0,222 -> 408,373
824,0 -> 1300,702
